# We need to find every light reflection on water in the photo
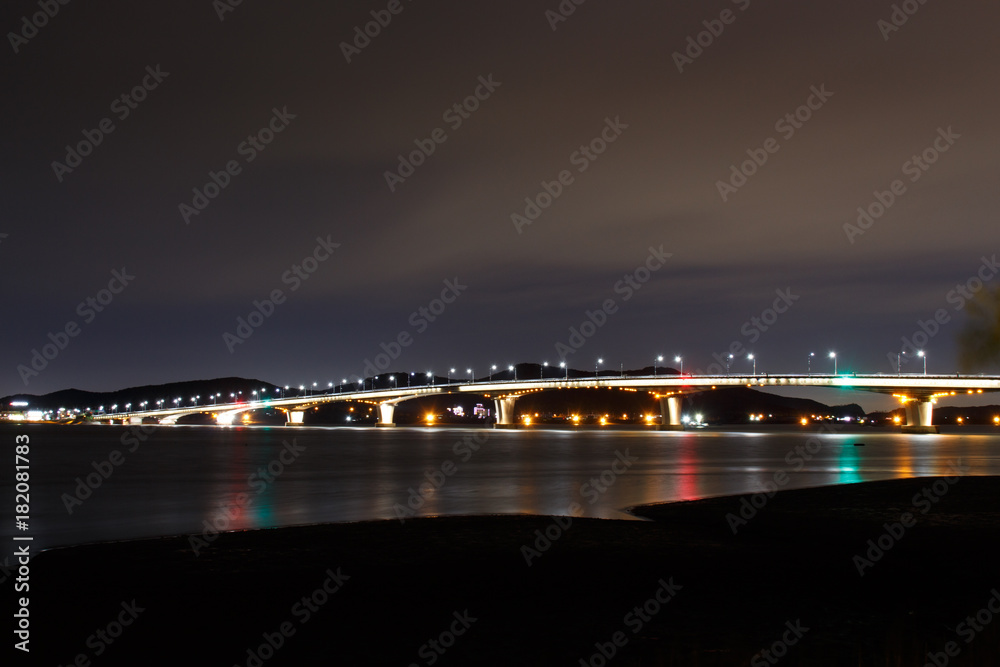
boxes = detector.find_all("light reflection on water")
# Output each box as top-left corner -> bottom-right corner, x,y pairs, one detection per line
2,424 -> 998,552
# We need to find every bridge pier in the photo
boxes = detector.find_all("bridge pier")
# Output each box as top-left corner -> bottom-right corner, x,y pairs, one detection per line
902,399 -> 938,434
127,416 -> 143,425
285,410 -> 306,426
493,397 -> 520,429
377,402 -> 396,427
658,396 -> 684,431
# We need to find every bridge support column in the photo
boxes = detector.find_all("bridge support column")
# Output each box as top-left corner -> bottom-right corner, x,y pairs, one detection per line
902,399 -> 938,434
285,410 -> 306,426
659,396 -> 685,431
494,397 -> 520,429
377,402 -> 396,427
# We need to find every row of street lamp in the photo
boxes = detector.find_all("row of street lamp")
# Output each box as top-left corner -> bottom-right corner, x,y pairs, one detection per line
102,349 -> 936,414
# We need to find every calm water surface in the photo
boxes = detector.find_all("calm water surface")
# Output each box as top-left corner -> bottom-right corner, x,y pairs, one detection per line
2,424 -> 998,554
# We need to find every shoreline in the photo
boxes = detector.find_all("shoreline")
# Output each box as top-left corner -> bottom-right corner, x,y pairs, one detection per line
21,476 -> 1000,665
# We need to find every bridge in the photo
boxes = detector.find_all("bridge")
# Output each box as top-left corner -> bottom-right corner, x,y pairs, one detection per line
88,373 -> 1000,433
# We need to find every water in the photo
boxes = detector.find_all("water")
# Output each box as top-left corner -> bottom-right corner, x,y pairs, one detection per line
2,423 -> 998,554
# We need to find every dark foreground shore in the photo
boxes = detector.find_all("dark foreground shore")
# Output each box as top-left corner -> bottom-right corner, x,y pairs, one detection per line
20,477 -> 1000,666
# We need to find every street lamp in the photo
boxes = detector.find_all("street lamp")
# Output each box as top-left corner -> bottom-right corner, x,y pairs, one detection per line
467,368 -> 474,383
560,361 -> 567,379
654,355 -> 663,376
726,354 -> 733,376
542,362 -> 548,379
829,352 -> 837,375
675,355 -> 683,375
509,365 -> 516,381
808,352 -> 814,376
427,371 -> 433,386
448,368 -> 455,384
596,358 -> 603,379
918,350 -> 926,375
748,353 -> 756,376
490,365 -> 497,381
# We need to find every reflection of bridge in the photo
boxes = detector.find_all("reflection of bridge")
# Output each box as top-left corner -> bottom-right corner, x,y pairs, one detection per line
90,374 -> 1000,433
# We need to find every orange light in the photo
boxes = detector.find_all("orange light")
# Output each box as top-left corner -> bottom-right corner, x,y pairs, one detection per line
893,416 -> 902,424
957,417 -> 964,424
425,414 -> 435,423
799,417 -> 808,426
993,416 -> 999,425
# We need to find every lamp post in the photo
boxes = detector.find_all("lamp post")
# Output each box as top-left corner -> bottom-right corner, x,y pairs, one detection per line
654,355 -> 663,376
448,368 -> 455,384
427,372 -> 433,386
509,365 -> 516,381
560,361 -> 567,379
748,353 -> 756,376
490,365 -> 496,381
596,358 -> 603,379
897,350 -> 905,377
918,350 -> 926,375
467,368 -> 474,383
675,356 -> 683,375
726,354 -> 733,376
830,352 -> 838,376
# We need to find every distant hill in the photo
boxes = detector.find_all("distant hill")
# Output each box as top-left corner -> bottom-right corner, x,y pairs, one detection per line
684,387 -> 866,424
1,377 -> 281,413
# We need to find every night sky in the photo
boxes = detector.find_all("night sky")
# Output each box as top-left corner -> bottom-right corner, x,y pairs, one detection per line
3,0 -> 999,409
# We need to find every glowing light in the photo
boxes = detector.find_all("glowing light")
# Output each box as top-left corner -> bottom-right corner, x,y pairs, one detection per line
425,414 -> 435,423
800,417 -> 808,426
893,416 -> 902,424
523,416 -> 532,425
957,417 -> 964,424
571,414 -> 580,423
599,417 -> 607,425
993,416 -> 999,425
